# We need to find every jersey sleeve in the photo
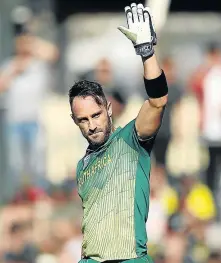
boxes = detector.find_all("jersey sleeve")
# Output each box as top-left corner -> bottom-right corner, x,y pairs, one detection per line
119,119 -> 156,155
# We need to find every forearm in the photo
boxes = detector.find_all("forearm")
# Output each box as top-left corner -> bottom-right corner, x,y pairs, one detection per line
143,54 -> 161,80
143,55 -> 168,108
136,61 -> 168,137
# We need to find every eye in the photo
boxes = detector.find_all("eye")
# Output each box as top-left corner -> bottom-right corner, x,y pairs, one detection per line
79,118 -> 88,124
93,113 -> 100,119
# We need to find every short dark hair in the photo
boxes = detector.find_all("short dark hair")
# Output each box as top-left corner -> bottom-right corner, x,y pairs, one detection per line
69,80 -> 107,108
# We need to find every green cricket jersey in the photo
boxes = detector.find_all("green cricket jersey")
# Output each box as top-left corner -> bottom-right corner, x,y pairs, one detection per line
76,119 -> 155,262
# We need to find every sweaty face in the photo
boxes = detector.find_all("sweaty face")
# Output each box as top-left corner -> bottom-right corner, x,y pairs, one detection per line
72,96 -> 112,148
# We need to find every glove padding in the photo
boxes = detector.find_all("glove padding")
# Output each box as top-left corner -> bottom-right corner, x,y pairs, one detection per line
118,3 -> 157,58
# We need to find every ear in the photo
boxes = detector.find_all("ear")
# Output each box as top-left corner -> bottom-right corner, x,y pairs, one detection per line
107,101 -> 112,117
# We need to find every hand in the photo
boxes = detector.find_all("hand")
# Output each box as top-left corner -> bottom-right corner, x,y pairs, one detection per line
118,3 -> 157,58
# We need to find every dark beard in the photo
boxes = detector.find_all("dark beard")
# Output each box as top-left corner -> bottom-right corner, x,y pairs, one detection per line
87,116 -> 112,149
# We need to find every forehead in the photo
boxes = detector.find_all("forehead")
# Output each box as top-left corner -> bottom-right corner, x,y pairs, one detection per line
16,35 -> 32,44
72,96 -> 105,117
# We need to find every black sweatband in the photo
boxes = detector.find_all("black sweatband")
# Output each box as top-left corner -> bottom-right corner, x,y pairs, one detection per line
144,70 -> 168,98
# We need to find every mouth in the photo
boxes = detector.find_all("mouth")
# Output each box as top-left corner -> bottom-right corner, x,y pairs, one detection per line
89,131 -> 102,137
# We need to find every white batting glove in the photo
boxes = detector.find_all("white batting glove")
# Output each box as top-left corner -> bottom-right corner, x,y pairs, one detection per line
118,3 -> 157,58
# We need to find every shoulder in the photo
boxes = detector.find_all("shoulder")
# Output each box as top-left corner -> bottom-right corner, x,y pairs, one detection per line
119,119 -> 156,155
117,119 -> 136,145
119,119 -> 136,135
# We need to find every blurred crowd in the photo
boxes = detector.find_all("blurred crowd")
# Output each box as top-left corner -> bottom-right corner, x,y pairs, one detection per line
0,3 -> 221,263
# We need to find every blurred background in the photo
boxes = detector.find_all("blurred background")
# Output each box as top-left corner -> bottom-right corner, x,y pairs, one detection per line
0,0 -> 221,263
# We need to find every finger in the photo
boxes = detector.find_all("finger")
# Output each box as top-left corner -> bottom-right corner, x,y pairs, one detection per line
143,7 -> 151,29
118,26 -> 130,36
144,7 -> 157,44
145,7 -> 154,21
118,26 -> 137,43
125,6 -> 133,28
137,3 -> 144,22
131,3 -> 138,23
143,7 -> 150,22
144,7 -> 155,31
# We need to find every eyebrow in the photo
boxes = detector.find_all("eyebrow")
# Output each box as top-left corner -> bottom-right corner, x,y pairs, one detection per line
91,110 -> 102,117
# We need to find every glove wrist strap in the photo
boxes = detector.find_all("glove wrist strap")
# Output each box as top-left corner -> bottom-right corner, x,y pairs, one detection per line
135,42 -> 154,58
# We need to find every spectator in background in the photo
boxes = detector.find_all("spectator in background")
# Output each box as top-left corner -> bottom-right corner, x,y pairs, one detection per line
189,43 -> 221,129
3,221 -> 39,263
164,232 -> 187,263
146,165 -> 179,258
182,175 -> 216,222
94,58 -> 113,89
0,20 -> 58,196
153,56 -> 182,166
189,43 -> 221,195
168,174 -> 216,263
58,221 -> 82,263
83,58 -> 128,99
207,252 -> 221,263
105,89 -> 127,125
80,58 -> 117,91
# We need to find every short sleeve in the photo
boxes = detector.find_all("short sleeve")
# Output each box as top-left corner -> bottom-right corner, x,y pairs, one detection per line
119,119 -> 156,155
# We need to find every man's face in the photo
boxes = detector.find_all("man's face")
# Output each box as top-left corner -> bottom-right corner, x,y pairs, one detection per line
15,35 -> 33,56
72,96 -> 112,148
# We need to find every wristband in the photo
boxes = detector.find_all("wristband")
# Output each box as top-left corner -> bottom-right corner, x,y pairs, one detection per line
144,70 -> 168,98
135,42 -> 154,58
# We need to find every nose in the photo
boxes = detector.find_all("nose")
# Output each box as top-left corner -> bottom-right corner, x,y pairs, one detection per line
88,119 -> 97,132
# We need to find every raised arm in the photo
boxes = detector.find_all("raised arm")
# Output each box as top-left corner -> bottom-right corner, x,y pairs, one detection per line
118,3 -> 168,139
135,55 -> 168,139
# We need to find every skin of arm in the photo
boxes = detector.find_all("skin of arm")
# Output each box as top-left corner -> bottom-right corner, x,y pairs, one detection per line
135,54 -> 168,139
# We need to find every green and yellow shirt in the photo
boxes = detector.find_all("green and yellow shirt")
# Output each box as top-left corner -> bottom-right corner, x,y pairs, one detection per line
76,119 -> 155,262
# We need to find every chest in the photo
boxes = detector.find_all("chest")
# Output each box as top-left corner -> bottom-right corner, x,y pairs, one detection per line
77,140 -> 138,201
